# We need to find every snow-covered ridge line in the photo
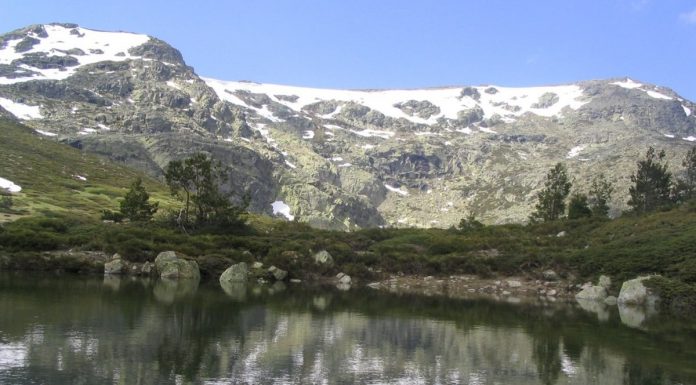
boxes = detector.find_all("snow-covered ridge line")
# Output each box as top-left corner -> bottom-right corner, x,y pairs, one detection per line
0,24 -> 150,84
202,78 -> 590,124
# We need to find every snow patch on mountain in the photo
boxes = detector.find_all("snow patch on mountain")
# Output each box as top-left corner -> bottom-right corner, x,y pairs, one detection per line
0,97 -> 42,119
384,184 -> 409,196
0,24 -> 150,83
566,145 -> 586,159
611,79 -> 643,89
350,129 -> 394,139
271,201 -> 294,221
646,90 -> 672,100
0,177 -> 21,193
683,105 -> 692,117
34,129 -> 57,136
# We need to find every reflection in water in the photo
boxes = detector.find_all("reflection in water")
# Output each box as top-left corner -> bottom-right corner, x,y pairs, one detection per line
0,274 -> 695,384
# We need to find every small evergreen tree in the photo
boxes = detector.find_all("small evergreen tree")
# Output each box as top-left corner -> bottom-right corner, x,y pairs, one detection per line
588,173 -> 614,217
673,146 -> 696,203
0,195 -> 13,211
567,193 -> 592,219
119,178 -> 158,222
458,212 -> 484,231
628,147 -> 672,213
530,163 -> 572,222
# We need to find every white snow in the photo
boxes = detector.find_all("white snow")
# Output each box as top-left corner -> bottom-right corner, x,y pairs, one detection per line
302,130 -> 315,139
349,129 -> 394,139
566,145 -> 586,159
97,123 -> 111,131
646,90 -> 672,100
323,124 -> 343,130
479,127 -> 497,134
330,156 -> 344,161
683,105 -> 692,117
361,144 -> 376,150
0,177 -> 21,193
456,127 -> 473,135
79,127 -> 97,135
284,160 -> 297,169
611,78 -> 643,89
74,175 -> 87,181
166,81 -> 181,90
0,97 -> 43,119
664,133 -> 675,138
384,184 -> 409,196
0,24 -> 151,83
683,136 -> 696,142
34,129 -> 57,136
271,201 -> 294,221
202,79 -> 590,125
338,163 -> 352,168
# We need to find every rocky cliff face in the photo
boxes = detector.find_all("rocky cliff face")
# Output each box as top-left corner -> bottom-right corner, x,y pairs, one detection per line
1,24 -> 695,229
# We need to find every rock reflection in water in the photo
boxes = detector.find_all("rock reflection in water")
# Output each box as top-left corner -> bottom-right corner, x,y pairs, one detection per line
0,274 -> 694,385
153,277 -> 199,304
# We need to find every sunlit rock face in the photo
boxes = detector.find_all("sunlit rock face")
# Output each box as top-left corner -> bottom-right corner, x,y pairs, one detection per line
2,24 -> 695,229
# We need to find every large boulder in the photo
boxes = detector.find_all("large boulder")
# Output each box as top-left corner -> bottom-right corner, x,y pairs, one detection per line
598,275 -> 612,290
219,262 -> 249,283
313,250 -> 334,266
268,265 -> 288,281
104,258 -> 125,275
542,270 -> 559,281
337,272 -> 351,285
618,276 -> 660,306
154,251 -> 200,280
575,285 -> 607,301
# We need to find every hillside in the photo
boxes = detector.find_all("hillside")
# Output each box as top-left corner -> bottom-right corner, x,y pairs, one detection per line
1,23 -> 695,229
0,117 -> 173,222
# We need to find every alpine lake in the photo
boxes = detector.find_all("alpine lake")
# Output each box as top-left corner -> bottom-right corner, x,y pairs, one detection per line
0,272 -> 695,385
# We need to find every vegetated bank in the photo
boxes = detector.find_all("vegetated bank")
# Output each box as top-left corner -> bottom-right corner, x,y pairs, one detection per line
1,200 -> 696,317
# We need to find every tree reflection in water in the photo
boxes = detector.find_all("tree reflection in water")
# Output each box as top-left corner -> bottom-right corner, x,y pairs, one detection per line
0,273 -> 695,384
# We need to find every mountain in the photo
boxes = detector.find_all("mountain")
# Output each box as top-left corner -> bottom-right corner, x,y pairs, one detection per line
1,23 -> 695,229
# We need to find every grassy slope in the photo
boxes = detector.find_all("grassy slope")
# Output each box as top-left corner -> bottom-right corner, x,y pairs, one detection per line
0,118 -> 175,221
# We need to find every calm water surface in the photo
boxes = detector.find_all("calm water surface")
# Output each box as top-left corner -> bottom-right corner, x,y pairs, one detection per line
0,273 -> 695,384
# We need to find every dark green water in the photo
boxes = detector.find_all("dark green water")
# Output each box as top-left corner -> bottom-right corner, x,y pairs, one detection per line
0,273 -> 695,385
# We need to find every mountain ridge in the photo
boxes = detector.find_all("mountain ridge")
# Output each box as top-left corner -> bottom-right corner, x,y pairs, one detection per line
1,23 -> 695,229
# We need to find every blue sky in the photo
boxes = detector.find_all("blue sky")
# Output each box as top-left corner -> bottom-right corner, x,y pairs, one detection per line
2,0 -> 696,100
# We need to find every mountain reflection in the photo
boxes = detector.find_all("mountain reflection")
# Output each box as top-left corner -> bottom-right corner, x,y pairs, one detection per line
0,274 -> 695,384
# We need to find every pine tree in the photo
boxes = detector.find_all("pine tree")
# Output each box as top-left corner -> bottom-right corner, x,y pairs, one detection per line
628,147 -> 672,213
164,153 -> 245,228
119,178 -> 158,222
531,163 -> 572,222
588,173 -> 614,217
673,146 -> 696,203
567,193 -> 592,219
